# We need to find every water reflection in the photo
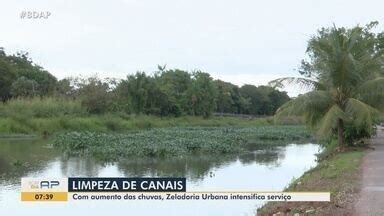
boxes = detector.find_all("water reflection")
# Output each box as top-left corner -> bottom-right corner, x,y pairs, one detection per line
116,147 -> 286,181
59,157 -> 103,177
0,139 -> 58,184
239,148 -> 285,166
0,138 -> 292,182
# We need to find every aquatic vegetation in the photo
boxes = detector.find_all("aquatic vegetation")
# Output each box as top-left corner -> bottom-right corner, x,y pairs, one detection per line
53,126 -> 311,159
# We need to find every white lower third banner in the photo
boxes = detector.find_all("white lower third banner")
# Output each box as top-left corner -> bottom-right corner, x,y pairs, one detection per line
21,178 -> 330,202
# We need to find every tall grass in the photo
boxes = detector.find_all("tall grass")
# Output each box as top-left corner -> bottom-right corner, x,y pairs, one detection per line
0,97 -> 87,118
0,98 -> 272,136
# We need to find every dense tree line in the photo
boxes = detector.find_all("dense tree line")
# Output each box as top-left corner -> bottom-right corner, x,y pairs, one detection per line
0,48 -> 57,100
0,48 -> 290,117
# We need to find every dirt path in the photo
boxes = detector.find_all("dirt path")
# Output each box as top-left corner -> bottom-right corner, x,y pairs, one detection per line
354,126 -> 384,216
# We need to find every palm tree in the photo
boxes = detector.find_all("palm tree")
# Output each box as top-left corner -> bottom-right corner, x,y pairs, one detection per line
270,22 -> 384,146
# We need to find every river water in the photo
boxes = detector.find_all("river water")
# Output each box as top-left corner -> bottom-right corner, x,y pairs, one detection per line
0,138 -> 320,216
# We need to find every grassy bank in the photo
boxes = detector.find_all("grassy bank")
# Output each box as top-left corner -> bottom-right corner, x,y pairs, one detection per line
53,126 -> 312,160
0,114 -> 273,136
0,98 -> 274,136
257,148 -> 365,215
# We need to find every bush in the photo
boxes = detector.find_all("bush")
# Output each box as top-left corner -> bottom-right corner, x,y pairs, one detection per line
344,122 -> 377,145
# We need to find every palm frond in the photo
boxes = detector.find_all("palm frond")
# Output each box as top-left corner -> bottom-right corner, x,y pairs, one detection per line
358,77 -> 384,110
268,77 -> 324,90
274,90 -> 332,126
317,104 -> 347,138
345,98 -> 379,128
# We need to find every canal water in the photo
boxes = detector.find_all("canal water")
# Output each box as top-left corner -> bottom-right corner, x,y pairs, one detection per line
0,138 -> 320,215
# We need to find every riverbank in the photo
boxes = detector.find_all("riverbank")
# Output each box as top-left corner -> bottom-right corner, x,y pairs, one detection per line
0,115 -> 274,137
0,97 -> 304,137
257,147 -> 365,215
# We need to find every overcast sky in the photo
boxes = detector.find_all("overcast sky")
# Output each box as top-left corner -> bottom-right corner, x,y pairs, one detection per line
1,0 -> 384,96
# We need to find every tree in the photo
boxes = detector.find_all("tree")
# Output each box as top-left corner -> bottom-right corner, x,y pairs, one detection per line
74,76 -> 112,114
10,76 -> 39,97
239,85 -> 270,115
270,22 -> 384,146
0,49 -> 57,100
187,71 -> 217,118
256,86 -> 290,115
117,72 -> 151,114
7,52 -> 57,96
215,80 -> 235,114
54,78 -> 76,98
267,88 -> 290,115
0,48 -> 15,101
157,69 -> 191,115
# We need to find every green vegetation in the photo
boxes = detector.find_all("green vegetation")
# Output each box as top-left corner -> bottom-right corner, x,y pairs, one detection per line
3,19 -> 381,216
271,22 -> 384,146
0,49 -> 289,120
0,48 -> 291,138
258,149 -> 365,215
259,22 -> 384,215
0,97 -> 276,135
0,50 -> 56,100
53,126 -> 311,160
